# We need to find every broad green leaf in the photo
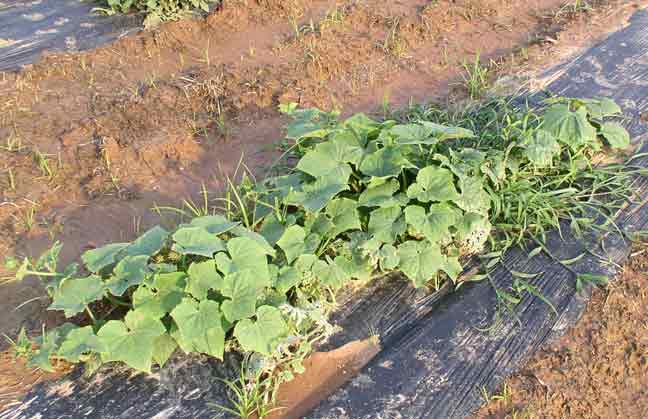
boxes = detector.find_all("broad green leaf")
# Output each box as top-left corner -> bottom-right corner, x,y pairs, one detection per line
57,326 -> 104,363
259,213 -> 286,246
171,299 -> 226,359
305,213 -> 333,237
325,198 -> 361,235
105,255 -> 150,296
233,305 -> 288,355
524,130 -> 561,167
285,172 -> 350,212
97,310 -> 166,372
126,226 -> 169,257
406,166 -> 460,203
358,179 -> 402,208
296,139 -> 356,178
312,259 -> 350,290
275,266 -> 301,293
132,272 -> 186,318
82,243 -> 129,273
404,204 -> 459,244
397,240 -> 444,287
342,113 -> 380,140
48,275 -> 105,318
600,122 -> 630,149
29,323 -> 77,372
378,243 -> 399,271
277,225 -> 306,264
172,227 -> 225,257
388,123 -> 438,145
151,333 -> 177,368
230,226 -> 276,257
359,146 -> 414,179
581,97 -> 621,119
189,215 -> 240,235
186,259 -> 223,300
334,253 -> 373,282
455,176 -> 490,215
442,256 -> 463,281
543,105 -> 597,150
283,107 -> 337,140
419,121 -> 475,140
221,270 -> 266,322
227,236 -> 271,283
368,206 -> 405,243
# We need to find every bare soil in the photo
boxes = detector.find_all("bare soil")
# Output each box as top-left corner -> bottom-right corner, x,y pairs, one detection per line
0,0 -> 646,414
474,249 -> 648,419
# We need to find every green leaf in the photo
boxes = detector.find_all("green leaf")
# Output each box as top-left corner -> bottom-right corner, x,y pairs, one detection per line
233,306 -> 288,355
378,243 -> 399,271
455,176 -> 490,215
325,198 -> 362,236
277,225 -> 306,264
358,179 -> 402,208
97,310 -> 166,372
259,213 -> 286,246
172,227 -> 225,257
296,138 -> 356,178
226,236 -> 271,282
342,113 -> 380,140
126,226 -> 169,257
132,272 -> 186,318
404,204 -> 459,244
524,130 -> 561,167
275,266 -> 301,293
388,123 -> 438,145
406,166 -> 460,203
171,299 -> 226,359
48,275 -> 105,318
189,215 -> 240,235
82,243 -> 129,273
283,107 -> 337,140
29,323 -> 76,372
285,172 -> 350,213
57,326 -> 105,363
312,259 -> 350,290
600,122 -> 630,149
419,121 -> 475,140
543,105 -> 597,150
151,333 -> 177,368
36,242 -> 63,272
368,206 -> 405,243
230,226 -> 276,257
186,259 -> 223,300
105,255 -> 151,296
397,240 -> 444,287
359,146 -> 414,179
221,270 -> 266,322
581,97 -> 622,119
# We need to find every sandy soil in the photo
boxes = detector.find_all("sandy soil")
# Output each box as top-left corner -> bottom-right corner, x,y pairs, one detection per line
474,248 -> 648,419
0,0 -> 646,414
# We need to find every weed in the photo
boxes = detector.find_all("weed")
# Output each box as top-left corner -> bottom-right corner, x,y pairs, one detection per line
210,357 -> 280,419
32,149 -> 55,180
462,54 -> 490,99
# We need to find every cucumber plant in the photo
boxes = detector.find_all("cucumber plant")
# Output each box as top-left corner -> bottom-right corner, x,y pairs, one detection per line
9,96 -> 636,397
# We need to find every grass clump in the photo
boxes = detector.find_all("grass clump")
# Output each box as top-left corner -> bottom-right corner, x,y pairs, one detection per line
6,95 -> 641,416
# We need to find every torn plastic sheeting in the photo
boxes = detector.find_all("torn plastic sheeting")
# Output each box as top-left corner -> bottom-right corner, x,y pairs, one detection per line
0,0 -> 142,72
1,7 -> 648,419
